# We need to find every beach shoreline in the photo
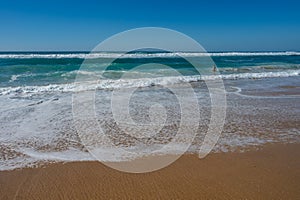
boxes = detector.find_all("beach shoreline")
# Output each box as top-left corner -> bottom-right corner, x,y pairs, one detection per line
0,53 -> 299,199
1,143 -> 299,199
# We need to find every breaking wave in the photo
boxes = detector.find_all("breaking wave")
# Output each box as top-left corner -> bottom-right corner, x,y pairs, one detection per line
0,51 -> 300,59
1,69 -> 299,96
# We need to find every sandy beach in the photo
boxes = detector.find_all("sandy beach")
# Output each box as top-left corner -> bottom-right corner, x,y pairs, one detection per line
1,0 -> 300,199
1,143 -> 299,199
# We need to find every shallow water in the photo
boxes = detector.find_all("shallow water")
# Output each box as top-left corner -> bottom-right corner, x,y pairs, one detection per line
0,52 -> 299,170
0,76 -> 299,170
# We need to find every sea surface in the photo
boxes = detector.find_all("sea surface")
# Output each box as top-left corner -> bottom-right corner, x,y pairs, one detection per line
0,51 -> 300,89
0,51 -> 299,170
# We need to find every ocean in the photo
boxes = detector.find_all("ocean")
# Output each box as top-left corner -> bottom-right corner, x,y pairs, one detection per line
0,51 -> 299,170
1,51 -> 300,89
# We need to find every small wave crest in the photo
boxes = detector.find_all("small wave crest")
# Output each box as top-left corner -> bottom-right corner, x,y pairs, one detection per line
0,51 -> 300,59
0,70 -> 299,96
8,75 -> 21,83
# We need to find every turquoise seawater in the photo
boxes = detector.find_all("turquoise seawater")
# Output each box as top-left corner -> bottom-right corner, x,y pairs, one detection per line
0,51 -> 299,88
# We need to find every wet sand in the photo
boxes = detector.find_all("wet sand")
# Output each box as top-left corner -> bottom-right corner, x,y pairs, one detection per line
0,143 -> 299,199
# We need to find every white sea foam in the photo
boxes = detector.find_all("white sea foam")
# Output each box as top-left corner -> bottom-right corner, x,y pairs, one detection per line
0,75 -> 299,171
8,75 -> 21,82
1,70 -> 299,96
0,51 -> 299,59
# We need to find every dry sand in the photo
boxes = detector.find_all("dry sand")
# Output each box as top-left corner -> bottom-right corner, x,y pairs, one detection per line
0,143 -> 299,199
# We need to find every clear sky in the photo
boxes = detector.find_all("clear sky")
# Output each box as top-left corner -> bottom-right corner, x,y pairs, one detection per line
0,0 -> 299,51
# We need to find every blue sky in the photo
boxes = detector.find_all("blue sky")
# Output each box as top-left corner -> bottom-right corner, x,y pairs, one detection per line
0,0 -> 299,51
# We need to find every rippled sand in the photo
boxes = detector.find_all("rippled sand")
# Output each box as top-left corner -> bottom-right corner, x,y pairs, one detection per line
0,143 -> 299,199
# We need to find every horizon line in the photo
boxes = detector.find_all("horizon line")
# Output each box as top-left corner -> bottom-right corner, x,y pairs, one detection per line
0,50 -> 299,53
